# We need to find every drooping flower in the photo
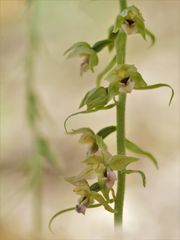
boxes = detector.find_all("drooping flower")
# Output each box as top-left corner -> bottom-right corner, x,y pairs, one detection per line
64,42 -> 98,75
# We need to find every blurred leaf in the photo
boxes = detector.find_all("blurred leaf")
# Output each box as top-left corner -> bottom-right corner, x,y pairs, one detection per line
124,169 -> 146,187
125,139 -> 158,169
135,83 -> 174,106
36,137 -> 57,166
64,103 -> 116,134
27,91 -> 39,124
109,155 -> 139,171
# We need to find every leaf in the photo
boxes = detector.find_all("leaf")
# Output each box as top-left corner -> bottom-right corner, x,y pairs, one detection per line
134,83 -> 174,106
91,191 -> 114,213
125,139 -> 158,169
97,126 -> 116,139
96,55 -> 116,87
92,39 -> 112,52
145,28 -> 156,47
27,91 -> 39,124
49,207 -> 75,233
109,155 -> 139,171
48,204 -> 102,233
36,137 -> 57,166
64,103 -> 116,134
124,169 -> 146,187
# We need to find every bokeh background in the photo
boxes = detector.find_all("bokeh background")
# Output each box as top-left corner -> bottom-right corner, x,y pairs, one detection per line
0,0 -> 180,239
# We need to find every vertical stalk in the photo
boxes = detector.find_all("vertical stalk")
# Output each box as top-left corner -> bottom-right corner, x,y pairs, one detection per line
114,0 -> 127,227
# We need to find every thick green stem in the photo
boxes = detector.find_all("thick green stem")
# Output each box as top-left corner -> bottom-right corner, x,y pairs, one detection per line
114,0 -> 127,227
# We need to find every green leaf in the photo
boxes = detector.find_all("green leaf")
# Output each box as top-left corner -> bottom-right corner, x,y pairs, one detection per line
64,103 -> 116,134
134,83 -> 174,106
124,169 -> 146,187
92,39 -> 112,52
125,139 -> 158,169
96,55 -> 116,87
145,28 -> 156,47
49,207 -> 75,233
109,155 -> 139,171
49,203 -> 102,233
97,126 -> 116,139
91,191 -> 114,213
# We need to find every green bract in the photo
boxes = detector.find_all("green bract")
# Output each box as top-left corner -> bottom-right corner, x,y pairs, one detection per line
64,42 -> 98,75
79,87 -> 109,110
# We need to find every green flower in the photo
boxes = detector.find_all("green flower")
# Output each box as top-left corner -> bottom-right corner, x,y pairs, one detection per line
106,64 -> 147,98
70,128 -> 108,155
64,42 -> 98,75
113,5 -> 146,39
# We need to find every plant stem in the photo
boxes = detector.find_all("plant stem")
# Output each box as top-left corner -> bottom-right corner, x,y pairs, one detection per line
114,0 -> 127,227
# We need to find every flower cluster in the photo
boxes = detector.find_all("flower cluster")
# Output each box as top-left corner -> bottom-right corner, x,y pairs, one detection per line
65,128 -> 138,214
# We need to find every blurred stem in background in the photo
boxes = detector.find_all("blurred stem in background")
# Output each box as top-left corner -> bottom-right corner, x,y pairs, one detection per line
26,0 -> 42,233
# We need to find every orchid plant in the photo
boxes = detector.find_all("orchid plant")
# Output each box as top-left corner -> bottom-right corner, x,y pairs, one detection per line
49,0 -> 174,232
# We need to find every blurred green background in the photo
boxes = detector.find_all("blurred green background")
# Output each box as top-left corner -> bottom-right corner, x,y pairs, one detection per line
0,0 -> 179,239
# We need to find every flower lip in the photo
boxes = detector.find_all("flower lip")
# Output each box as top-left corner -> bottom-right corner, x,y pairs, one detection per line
76,203 -> 86,215
126,19 -> 135,26
120,76 -> 130,85
104,168 -> 117,189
